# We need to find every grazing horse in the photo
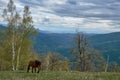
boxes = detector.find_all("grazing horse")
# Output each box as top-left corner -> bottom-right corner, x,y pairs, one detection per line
27,60 -> 42,73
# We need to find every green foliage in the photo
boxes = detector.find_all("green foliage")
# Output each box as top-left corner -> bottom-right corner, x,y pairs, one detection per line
32,32 -> 120,66
71,32 -> 106,72
108,62 -> 120,72
0,0 -> 37,71
40,52 -> 70,71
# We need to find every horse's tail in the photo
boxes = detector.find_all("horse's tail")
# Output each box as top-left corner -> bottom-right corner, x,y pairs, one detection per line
27,64 -> 30,73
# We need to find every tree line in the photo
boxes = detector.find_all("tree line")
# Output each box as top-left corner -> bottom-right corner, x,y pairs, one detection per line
0,0 -> 119,72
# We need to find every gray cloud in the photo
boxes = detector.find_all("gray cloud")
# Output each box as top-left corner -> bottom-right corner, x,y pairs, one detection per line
52,0 -> 120,20
0,0 -> 120,20
14,0 -> 120,21
0,0 -> 120,33
17,0 -> 44,6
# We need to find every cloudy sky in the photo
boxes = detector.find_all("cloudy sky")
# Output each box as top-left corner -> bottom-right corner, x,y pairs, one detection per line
0,0 -> 120,33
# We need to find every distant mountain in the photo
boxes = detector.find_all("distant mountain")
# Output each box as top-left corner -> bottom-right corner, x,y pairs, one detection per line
33,31 -> 120,65
0,25 -> 6,31
0,25 -> 120,65
89,32 -> 120,64
33,32 -> 75,57
0,25 -> 6,40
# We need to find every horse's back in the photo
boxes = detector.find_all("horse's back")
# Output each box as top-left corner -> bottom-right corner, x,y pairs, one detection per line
28,60 -> 35,67
35,60 -> 41,66
28,60 -> 41,66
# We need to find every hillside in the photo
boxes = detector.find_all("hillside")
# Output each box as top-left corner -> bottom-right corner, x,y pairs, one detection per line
0,25 -> 120,64
33,31 -> 120,64
0,25 -> 6,33
0,25 -> 6,42
89,32 -> 120,64
33,32 -> 75,57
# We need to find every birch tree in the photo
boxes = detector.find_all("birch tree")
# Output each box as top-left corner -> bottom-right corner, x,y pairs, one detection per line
15,5 -> 36,70
2,0 -> 20,71
3,0 -> 37,70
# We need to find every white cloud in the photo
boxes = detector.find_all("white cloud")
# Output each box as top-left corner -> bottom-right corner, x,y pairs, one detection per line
78,2 -> 96,6
0,0 -> 120,33
43,0 -> 67,5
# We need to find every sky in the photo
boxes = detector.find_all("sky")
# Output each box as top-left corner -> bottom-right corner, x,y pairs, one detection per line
0,0 -> 120,33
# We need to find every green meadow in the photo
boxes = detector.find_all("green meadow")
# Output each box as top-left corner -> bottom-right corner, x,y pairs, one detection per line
0,71 -> 120,80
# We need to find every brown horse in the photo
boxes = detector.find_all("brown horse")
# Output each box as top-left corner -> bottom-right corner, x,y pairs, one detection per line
27,60 -> 42,73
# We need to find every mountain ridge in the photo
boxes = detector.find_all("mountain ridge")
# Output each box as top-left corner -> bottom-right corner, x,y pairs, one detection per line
34,30 -> 120,64
0,25 -> 120,64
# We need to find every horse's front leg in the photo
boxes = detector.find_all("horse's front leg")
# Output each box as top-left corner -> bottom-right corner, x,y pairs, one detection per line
37,65 -> 41,73
32,67 -> 34,73
37,68 -> 39,73
35,68 -> 36,73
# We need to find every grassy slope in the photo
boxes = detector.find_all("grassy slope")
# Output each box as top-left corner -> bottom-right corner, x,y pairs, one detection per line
0,71 -> 120,80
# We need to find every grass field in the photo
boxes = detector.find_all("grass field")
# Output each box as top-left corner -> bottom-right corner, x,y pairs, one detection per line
0,71 -> 120,80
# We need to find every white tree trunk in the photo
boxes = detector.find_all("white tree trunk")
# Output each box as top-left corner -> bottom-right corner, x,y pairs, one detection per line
16,33 -> 24,70
46,54 -> 50,71
12,33 -> 15,71
16,46 -> 21,70
105,55 -> 109,72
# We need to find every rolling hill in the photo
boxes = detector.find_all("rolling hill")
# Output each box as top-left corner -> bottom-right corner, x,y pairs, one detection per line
33,31 -> 120,64
89,32 -> 120,64
0,25 -> 120,64
33,32 -> 75,57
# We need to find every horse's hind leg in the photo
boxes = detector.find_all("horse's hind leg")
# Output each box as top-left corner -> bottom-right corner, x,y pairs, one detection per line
27,65 -> 30,73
